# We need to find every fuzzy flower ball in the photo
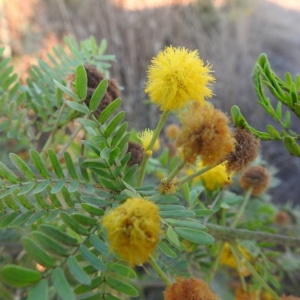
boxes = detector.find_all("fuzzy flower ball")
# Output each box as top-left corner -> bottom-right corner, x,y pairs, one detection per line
102,198 -> 161,266
138,129 -> 160,152
225,128 -> 260,173
176,103 -> 235,165
145,46 -> 215,111
186,162 -> 232,191
164,276 -> 220,300
239,165 -> 271,196
220,243 -> 251,277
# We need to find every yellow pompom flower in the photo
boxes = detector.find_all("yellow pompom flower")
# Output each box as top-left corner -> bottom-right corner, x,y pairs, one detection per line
187,162 -> 232,191
138,129 -> 160,151
102,198 -> 161,266
220,243 -> 251,277
145,46 -> 215,111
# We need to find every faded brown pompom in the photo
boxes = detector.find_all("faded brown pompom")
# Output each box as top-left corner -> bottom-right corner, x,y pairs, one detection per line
239,165 -> 270,196
274,211 -> 290,225
164,277 -> 219,300
84,64 -> 121,99
176,103 -> 235,166
281,296 -> 300,300
165,124 -> 180,140
84,87 -> 113,118
225,128 -> 260,173
126,141 -> 144,167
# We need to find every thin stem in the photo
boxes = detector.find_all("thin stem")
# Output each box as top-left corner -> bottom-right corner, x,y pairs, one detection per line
138,110 -> 169,186
229,244 -> 247,292
206,223 -> 300,247
165,159 -> 186,183
231,242 -> 280,300
178,162 -> 221,186
57,119 -> 86,159
231,188 -> 253,228
148,255 -> 171,286
41,102 -> 67,157
206,242 -> 224,283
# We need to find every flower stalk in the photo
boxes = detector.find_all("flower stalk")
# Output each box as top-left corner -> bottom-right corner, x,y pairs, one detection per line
138,110 -> 169,186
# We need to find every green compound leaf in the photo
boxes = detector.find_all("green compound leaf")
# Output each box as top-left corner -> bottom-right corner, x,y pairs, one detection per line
54,79 -> 81,102
158,240 -> 177,258
71,213 -> 98,226
67,256 -> 91,285
52,268 -> 75,300
51,180 -> 65,194
48,149 -> 65,179
0,212 -> 20,229
27,279 -> 48,300
0,162 -> 19,183
103,111 -> 125,137
30,149 -> 50,179
89,79 -> 108,112
165,219 -> 207,230
66,100 -> 90,114
106,277 -> 138,297
79,245 -> 106,271
31,231 -> 69,257
107,262 -> 137,279
17,182 -> 36,195
60,212 -> 89,235
174,227 -> 215,245
9,153 -> 35,180
89,234 -> 109,255
159,210 -> 195,218
0,265 -> 41,288
75,65 -> 87,100
22,237 -> 56,268
166,226 -> 180,248
64,152 -> 79,180
99,98 -> 122,124
39,224 -> 79,247
9,211 -> 34,228
81,203 -> 104,216
74,276 -> 102,295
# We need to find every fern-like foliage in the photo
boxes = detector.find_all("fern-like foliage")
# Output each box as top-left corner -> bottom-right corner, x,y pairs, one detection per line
0,37 -> 214,300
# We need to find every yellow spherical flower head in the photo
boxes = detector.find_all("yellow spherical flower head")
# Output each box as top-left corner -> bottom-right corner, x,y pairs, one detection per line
176,103 -> 235,165
220,243 -> 251,277
187,161 -> 232,191
145,46 -> 215,111
138,129 -> 160,152
102,198 -> 161,266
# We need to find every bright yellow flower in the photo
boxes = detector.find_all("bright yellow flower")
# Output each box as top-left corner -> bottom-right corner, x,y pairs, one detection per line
102,198 -> 161,266
220,243 -> 251,277
186,161 -> 232,191
145,46 -> 215,111
138,129 -> 160,151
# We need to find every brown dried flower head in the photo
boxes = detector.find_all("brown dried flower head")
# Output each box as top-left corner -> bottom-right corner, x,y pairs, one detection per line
176,103 -> 235,166
84,64 -> 121,99
65,65 -> 121,117
281,296 -> 300,300
225,128 -> 260,173
159,177 -> 179,195
164,277 -> 220,300
165,124 -> 181,140
274,211 -> 290,225
239,165 -> 271,196
126,141 -> 144,167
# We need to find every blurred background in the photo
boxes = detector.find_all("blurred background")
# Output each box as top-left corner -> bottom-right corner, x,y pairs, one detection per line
0,0 -> 300,204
